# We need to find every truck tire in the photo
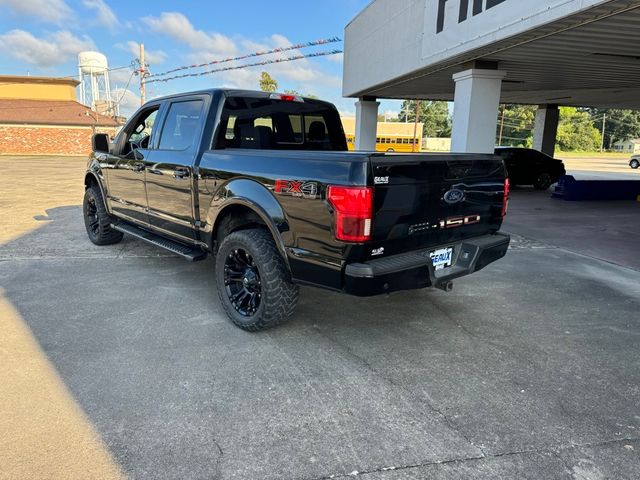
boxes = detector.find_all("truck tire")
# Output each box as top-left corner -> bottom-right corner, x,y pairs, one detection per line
83,185 -> 124,245
534,172 -> 553,190
215,229 -> 298,331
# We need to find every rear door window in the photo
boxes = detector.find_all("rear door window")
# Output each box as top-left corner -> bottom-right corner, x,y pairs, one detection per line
159,100 -> 204,151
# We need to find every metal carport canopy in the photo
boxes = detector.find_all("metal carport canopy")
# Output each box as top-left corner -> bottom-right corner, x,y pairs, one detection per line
343,0 -> 640,108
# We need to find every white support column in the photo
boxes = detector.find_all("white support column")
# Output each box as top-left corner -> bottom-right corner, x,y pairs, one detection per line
532,104 -> 560,157
451,69 -> 507,153
355,98 -> 380,151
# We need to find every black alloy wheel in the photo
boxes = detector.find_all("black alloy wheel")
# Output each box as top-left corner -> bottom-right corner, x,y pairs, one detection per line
82,185 -> 123,245
215,229 -> 298,331
85,195 -> 100,238
223,248 -> 262,317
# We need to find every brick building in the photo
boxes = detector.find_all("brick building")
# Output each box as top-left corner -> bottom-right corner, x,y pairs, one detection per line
0,75 -> 121,156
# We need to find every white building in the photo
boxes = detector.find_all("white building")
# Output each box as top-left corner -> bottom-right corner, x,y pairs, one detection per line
343,0 -> 640,155
613,139 -> 640,154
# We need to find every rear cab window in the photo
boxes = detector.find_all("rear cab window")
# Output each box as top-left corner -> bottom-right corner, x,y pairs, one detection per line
215,95 -> 347,151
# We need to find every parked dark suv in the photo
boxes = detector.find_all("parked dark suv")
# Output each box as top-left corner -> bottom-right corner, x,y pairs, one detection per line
495,147 -> 566,190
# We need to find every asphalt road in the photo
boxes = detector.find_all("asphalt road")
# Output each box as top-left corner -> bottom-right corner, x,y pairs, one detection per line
558,154 -> 639,180
1,156 -> 639,479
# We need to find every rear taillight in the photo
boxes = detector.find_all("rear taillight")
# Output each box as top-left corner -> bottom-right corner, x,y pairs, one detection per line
327,186 -> 373,242
501,178 -> 510,217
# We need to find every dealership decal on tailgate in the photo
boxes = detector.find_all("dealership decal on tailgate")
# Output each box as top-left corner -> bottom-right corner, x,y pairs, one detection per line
430,247 -> 453,271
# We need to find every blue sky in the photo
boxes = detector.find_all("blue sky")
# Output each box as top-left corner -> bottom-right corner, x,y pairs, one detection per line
0,0 -> 403,117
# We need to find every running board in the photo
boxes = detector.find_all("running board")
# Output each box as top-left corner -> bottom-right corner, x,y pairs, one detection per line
112,223 -> 207,262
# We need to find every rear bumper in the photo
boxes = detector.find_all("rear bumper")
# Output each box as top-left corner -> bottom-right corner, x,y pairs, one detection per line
344,233 -> 510,296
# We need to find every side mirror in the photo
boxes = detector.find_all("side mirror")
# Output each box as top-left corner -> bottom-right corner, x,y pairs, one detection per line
92,133 -> 110,153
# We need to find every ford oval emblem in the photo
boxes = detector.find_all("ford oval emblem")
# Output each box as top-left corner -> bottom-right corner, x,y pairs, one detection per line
443,189 -> 465,204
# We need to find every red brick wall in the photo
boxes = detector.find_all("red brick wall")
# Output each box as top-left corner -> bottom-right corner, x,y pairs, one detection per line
0,125 -> 118,156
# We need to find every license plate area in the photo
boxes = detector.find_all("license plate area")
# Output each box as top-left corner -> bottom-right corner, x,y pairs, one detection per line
430,247 -> 453,271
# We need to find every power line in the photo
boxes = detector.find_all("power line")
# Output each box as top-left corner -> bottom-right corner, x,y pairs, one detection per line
102,69 -> 137,115
148,37 -> 342,79
144,50 -> 343,85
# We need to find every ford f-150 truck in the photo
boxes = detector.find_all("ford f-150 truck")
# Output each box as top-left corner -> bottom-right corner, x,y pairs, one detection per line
84,89 -> 510,331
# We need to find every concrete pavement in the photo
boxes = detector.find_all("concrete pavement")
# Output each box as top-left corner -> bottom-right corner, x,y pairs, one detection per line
503,187 -> 640,271
1,156 -> 639,479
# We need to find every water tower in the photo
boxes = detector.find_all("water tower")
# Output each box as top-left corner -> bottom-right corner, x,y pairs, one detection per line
78,51 -> 117,116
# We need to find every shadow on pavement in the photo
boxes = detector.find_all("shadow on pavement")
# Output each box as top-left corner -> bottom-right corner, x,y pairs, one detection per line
1,205 -> 639,479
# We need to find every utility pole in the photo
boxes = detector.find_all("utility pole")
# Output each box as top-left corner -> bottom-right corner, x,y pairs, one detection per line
498,104 -> 505,146
412,101 -> 421,153
600,114 -> 606,152
139,43 -> 146,106
402,101 -> 410,123
86,109 -> 98,136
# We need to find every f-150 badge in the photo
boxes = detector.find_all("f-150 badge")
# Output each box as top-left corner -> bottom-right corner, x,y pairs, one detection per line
274,180 -> 318,199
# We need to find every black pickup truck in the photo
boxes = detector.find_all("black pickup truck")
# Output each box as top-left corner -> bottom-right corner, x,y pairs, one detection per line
84,89 -> 510,331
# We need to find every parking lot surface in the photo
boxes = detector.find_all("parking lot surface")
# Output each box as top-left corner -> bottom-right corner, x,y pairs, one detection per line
1,156 -> 639,479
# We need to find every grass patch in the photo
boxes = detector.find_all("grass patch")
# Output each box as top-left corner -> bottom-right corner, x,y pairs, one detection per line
556,151 -> 631,158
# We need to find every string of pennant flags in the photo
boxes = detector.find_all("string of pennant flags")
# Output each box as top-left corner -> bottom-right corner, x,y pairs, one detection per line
146,36 -> 342,79
143,50 -> 343,85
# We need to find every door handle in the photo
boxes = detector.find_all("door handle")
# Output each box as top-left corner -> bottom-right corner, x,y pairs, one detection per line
173,168 -> 190,179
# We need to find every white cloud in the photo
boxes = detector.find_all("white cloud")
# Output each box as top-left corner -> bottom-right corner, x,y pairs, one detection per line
118,41 -> 167,66
219,34 -> 342,95
258,35 -> 342,94
0,29 -> 95,67
139,16 -> 342,101
82,0 -> 117,29
111,87 -> 140,118
143,12 -> 237,57
109,67 -> 135,85
327,52 -> 344,64
0,0 -> 73,24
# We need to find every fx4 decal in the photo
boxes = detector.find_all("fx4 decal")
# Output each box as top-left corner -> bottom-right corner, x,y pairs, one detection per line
274,180 -> 319,199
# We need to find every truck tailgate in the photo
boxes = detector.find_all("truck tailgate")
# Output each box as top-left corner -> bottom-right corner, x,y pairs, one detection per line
368,153 -> 506,258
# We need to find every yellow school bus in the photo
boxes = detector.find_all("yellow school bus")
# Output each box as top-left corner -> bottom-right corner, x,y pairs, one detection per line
341,117 -> 423,152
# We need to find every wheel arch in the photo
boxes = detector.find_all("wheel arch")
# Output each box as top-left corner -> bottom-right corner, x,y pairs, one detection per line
84,171 -> 108,204
208,179 -> 291,270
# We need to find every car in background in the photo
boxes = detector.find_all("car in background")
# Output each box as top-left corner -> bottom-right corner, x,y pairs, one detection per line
495,147 -> 566,190
630,155 -> 639,169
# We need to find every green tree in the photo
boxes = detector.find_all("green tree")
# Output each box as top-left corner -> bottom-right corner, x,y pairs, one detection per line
497,104 -> 536,147
284,89 -> 318,99
398,100 -> 452,137
581,108 -> 640,149
556,107 -> 601,151
259,71 -> 278,92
